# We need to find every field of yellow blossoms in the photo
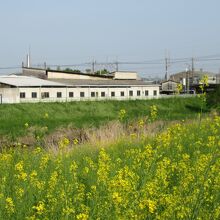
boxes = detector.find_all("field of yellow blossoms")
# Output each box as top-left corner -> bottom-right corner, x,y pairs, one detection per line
0,114 -> 220,219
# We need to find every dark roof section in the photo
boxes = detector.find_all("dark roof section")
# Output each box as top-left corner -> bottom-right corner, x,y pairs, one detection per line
22,67 -> 114,79
46,69 -> 114,78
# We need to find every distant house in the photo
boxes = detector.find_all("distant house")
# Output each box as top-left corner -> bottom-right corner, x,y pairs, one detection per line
169,70 -> 220,93
161,80 -> 178,94
170,70 -> 219,86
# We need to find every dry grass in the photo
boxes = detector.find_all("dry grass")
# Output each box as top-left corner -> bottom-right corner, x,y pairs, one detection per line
44,119 -> 169,151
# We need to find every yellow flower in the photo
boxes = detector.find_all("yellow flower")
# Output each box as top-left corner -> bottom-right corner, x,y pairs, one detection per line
76,213 -> 89,220
83,167 -> 89,174
40,155 -> 49,170
5,197 -> 15,214
130,133 -> 137,139
15,161 -> 24,172
150,105 -> 158,121
16,188 -> 24,198
30,170 -> 38,179
70,161 -> 78,172
112,192 -> 122,204
24,122 -> 29,128
32,201 -> 45,215
62,207 -> 75,216
19,171 -> 28,181
59,137 -> 70,149
138,119 -> 144,128
44,113 -> 49,119
139,199 -> 156,214
176,83 -> 183,94
73,138 -> 79,145
34,147 -> 42,154
48,171 -> 58,190
118,109 -> 126,121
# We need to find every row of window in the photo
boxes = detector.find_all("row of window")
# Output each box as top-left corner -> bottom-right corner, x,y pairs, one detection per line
20,90 -> 157,99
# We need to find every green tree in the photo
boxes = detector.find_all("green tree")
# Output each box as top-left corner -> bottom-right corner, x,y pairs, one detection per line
95,69 -> 109,75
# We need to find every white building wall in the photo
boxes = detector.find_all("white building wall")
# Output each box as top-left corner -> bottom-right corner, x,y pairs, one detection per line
0,88 -> 19,104
0,85 -> 160,104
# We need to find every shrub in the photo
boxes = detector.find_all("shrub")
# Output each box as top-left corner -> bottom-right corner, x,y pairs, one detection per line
207,85 -> 220,108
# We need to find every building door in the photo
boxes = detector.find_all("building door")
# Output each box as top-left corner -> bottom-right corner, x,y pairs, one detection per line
0,94 -> 2,104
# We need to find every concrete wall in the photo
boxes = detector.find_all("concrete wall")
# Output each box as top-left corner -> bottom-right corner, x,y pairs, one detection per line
47,71 -> 110,80
113,71 -> 138,80
22,68 -> 47,79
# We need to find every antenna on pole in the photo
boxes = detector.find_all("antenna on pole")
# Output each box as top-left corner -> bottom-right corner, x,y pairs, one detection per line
26,45 -> 31,68
92,59 -> 96,74
165,50 -> 170,80
191,57 -> 195,84
115,56 -> 119,72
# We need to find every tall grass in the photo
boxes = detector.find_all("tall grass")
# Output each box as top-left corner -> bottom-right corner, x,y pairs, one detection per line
0,97 -> 203,139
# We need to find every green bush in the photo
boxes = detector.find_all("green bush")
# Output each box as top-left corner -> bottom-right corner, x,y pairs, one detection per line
207,85 -> 220,108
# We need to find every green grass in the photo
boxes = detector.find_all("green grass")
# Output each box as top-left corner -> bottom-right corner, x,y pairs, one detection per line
0,97 -> 203,138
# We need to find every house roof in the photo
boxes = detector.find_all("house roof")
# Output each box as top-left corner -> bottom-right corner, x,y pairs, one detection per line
161,79 -> 179,84
0,75 -> 66,87
48,79 -> 159,87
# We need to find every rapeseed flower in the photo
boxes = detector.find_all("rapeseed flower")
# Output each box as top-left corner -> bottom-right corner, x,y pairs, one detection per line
5,197 -> 15,214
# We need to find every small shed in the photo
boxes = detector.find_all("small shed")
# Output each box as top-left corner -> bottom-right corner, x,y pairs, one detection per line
161,80 -> 178,94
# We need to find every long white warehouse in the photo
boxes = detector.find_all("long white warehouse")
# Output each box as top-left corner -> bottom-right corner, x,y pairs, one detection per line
0,75 -> 160,104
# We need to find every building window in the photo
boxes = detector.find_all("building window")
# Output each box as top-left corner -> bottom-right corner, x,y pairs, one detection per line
111,91 -> 115,97
32,92 -> 37,98
69,92 -> 74,98
20,92 -> 25,98
137,90 -> 141,96
129,91 -> 133,96
91,92 -> 95,97
101,92 -> 105,97
145,90 -> 149,96
153,90 -> 157,96
57,92 -> 62,98
120,91 -> 125,97
41,92 -> 49,98
80,92 -> 85,97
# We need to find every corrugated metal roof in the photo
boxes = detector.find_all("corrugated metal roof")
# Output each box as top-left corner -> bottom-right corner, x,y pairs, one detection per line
0,75 -> 66,87
48,79 -> 158,87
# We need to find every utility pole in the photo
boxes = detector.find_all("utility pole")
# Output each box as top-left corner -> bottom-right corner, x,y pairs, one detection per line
187,69 -> 190,94
92,60 -> 95,74
185,66 -> 190,94
191,57 -> 194,85
165,57 -> 168,81
115,61 -> 119,72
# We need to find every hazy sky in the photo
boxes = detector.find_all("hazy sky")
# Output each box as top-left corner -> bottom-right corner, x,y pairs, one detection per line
1,0 -> 220,77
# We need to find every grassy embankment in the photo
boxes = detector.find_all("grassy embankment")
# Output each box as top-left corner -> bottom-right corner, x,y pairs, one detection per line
0,97 -> 203,140
0,96 -> 219,219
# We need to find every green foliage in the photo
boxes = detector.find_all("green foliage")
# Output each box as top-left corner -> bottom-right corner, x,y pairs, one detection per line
64,68 -> 81,73
207,85 -> 220,108
95,69 -> 109,75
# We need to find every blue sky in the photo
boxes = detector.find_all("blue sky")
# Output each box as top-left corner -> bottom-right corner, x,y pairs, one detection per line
1,0 -> 220,77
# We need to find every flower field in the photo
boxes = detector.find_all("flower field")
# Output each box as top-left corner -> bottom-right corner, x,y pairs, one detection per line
0,114 -> 220,219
